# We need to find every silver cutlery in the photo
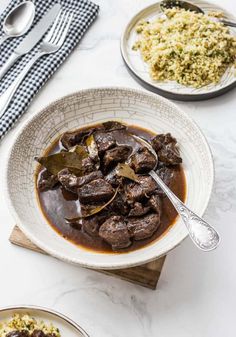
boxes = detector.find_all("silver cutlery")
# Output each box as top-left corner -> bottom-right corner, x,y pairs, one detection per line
0,9 -> 73,118
160,0 -> 236,27
133,135 -> 220,252
0,3 -> 61,81
0,1 -> 35,45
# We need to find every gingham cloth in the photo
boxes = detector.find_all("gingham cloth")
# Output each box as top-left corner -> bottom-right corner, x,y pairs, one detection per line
0,0 -> 99,140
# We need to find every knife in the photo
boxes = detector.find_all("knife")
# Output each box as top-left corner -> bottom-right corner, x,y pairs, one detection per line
0,3 -> 61,80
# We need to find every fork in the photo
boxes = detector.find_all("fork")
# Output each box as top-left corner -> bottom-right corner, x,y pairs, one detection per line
0,9 -> 73,119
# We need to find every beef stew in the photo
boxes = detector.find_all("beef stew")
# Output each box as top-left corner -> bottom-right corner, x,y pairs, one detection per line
35,121 -> 186,253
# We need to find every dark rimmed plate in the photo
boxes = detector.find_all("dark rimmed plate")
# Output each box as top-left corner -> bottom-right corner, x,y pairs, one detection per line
121,0 -> 236,101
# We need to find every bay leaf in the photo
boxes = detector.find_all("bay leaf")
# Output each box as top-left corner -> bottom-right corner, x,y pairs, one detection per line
69,145 -> 88,157
35,148 -> 88,176
116,163 -> 138,182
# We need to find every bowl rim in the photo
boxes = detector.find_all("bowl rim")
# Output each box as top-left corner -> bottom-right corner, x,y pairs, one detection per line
0,305 -> 89,336
4,86 -> 215,269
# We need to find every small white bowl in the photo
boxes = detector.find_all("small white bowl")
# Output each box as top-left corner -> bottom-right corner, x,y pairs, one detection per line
5,87 -> 214,270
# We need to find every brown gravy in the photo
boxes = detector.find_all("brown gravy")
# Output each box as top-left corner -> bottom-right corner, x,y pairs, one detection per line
36,124 -> 186,253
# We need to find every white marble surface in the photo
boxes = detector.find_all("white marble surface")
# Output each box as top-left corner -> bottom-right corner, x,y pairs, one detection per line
0,0 -> 236,336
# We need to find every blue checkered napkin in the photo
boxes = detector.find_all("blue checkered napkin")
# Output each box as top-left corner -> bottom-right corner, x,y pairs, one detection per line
0,0 -> 99,140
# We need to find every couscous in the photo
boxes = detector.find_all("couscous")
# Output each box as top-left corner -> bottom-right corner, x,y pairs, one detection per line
0,314 -> 60,337
133,8 -> 236,88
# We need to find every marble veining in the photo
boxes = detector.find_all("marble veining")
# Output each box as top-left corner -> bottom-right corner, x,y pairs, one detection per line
0,0 -> 236,337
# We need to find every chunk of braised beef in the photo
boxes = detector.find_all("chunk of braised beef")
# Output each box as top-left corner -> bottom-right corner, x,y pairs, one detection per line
82,157 -> 95,174
151,133 -> 177,152
82,212 -> 108,237
31,330 -> 46,337
151,134 -> 165,152
58,169 -> 103,193
128,202 -> 150,217
158,143 -> 182,165
77,170 -> 103,187
38,169 -> 58,192
127,213 -> 160,240
107,191 -> 130,215
105,169 -> 123,187
130,147 -> 156,173
151,133 -> 182,165
103,145 -> 131,171
148,194 -> 162,216
94,131 -> 116,154
6,331 -> 29,337
155,167 -> 175,196
125,176 -> 157,202
60,129 -> 94,149
102,121 -> 127,131
78,179 -> 114,204
99,215 -> 131,250
58,168 -> 78,193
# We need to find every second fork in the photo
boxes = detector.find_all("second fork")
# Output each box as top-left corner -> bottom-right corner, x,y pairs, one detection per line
0,9 -> 73,119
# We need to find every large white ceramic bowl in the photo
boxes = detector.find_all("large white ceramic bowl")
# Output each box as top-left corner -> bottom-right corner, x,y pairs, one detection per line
6,87 -> 214,269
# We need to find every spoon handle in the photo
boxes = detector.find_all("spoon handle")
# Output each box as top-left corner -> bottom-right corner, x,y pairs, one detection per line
219,19 -> 236,28
149,170 -> 220,251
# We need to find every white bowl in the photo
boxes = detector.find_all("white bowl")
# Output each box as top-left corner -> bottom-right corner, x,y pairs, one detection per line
6,87 -> 214,270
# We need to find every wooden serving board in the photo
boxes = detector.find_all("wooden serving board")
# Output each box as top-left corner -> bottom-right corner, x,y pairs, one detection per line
9,226 -> 166,290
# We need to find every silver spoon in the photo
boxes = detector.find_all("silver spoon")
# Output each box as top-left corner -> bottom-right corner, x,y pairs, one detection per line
0,1 -> 35,45
133,135 -> 220,252
160,0 -> 236,28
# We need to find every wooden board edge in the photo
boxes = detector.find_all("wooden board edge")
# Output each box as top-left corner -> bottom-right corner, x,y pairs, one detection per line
9,225 -> 165,290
